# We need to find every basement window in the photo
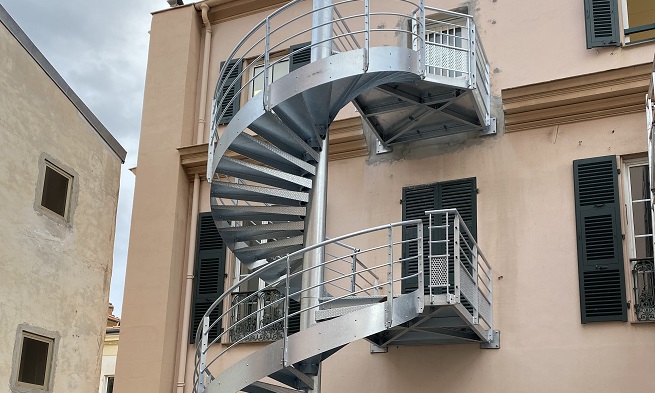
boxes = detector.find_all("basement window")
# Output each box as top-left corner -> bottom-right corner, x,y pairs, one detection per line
40,161 -> 72,219
15,332 -> 54,390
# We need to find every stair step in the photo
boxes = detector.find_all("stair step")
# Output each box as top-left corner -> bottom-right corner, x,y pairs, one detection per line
230,133 -> 316,176
319,295 -> 386,309
273,95 -> 323,148
269,366 -> 314,391
220,222 -> 305,243
242,381 -> 304,393
218,157 -> 312,191
250,112 -> 320,162
233,236 -> 304,264
212,182 -> 309,205
315,303 -> 378,321
212,205 -> 306,222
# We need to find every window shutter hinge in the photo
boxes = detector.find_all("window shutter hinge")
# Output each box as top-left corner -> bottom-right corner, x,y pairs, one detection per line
476,188 -> 480,194
617,168 -> 621,175
399,199 -> 403,204
622,234 -> 625,240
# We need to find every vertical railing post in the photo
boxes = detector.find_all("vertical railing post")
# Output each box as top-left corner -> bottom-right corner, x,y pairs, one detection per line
417,223 -> 424,296
418,0 -> 425,78
283,256 -> 290,366
385,226 -> 393,327
198,316 -> 209,393
363,0 -> 370,72
468,17 -> 476,89
472,243 -> 479,325
453,215 -> 461,303
487,262 -> 494,339
351,253 -> 357,294
264,17 -> 271,110
428,212 -> 433,299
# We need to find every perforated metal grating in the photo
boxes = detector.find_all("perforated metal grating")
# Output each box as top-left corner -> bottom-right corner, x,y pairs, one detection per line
430,256 -> 448,287
460,271 -> 476,304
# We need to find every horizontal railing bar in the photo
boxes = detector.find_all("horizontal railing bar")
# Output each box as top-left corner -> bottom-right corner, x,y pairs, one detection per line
395,255 -> 419,264
395,237 -> 421,246
424,5 -> 471,19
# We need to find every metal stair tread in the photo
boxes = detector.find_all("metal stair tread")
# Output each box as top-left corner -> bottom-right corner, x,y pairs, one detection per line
235,236 -> 304,252
231,133 -> 316,176
213,182 -> 309,204
241,381 -> 304,393
218,157 -> 312,191
315,303 -> 378,321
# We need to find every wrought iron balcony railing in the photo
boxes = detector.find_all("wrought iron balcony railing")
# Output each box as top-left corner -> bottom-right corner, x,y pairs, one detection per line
631,258 -> 655,322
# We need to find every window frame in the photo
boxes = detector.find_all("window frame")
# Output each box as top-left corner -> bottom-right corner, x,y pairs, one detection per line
40,161 -> 73,219
620,0 -> 655,45
34,155 -> 76,224
621,156 -> 655,323
11,326 -> 59,393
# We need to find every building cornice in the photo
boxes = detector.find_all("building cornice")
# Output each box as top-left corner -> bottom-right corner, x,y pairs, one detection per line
502,64 -> 652,132
179,117 -> 367,179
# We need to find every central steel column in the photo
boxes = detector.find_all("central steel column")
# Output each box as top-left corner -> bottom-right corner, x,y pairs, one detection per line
299,0 -> 332,390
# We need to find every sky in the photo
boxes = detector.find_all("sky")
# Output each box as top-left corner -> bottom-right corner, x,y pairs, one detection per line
2,0 -> 168,316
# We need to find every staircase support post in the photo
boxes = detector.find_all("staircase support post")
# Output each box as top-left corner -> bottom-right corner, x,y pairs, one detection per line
298,3 -> 332,391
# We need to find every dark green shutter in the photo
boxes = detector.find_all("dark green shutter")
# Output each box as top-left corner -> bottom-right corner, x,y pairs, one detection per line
584,0 -> 620,48
401,178 -> 477,294
217,60 -> 243,125
574,157 -> 627,323
190,213 -> 226,343
289,42 -> 311,72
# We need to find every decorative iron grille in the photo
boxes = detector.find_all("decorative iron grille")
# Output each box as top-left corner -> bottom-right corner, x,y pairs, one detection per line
631,258 -> 655,322
230,290 -> 285,342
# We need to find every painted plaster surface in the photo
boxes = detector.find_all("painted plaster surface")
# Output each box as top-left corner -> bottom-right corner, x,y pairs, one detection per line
0,21 -> 121,393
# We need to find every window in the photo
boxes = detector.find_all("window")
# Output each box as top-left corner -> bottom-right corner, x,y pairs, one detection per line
13,330 -> 55,391
106,376 -> 114,393
40,161 -> 73,219
401,178 -> 477,295
229,250 -> 300,343
623,158 -> 655,321
250,60 -> 289,98
621,0 -> 655,43
584,0 -> 655,48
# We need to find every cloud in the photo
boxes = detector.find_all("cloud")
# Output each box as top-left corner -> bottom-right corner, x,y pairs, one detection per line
2,0 -> 166,316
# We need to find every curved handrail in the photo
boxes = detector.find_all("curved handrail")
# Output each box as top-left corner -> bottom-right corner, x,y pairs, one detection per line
193,218 -> 423,392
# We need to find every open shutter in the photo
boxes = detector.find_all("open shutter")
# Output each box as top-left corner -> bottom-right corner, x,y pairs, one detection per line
583,0 -> 620,48
217,60 -> 243,125
190,213 -> 226,343
401,178 -> 477,294
289,42 -> 311,72
573,157 -> 627,323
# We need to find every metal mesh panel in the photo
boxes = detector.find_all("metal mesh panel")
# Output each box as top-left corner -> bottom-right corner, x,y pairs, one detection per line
478,295 -> 492,324
460,270 -> 476,304
429,256 -> 448,287
425,45 -> 468,75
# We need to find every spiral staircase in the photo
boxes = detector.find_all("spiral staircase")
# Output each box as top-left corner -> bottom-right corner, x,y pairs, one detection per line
196,2 -> 497,393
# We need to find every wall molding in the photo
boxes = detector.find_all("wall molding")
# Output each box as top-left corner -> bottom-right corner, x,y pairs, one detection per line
502,64 -> 652,132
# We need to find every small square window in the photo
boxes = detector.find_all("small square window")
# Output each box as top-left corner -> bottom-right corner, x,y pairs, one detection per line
16,332 -> 54,390
106,376 -> 114,393
40,162 -> 72,219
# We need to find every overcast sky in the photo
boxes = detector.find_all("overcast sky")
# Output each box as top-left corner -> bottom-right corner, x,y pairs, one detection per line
2,0 -> 168,316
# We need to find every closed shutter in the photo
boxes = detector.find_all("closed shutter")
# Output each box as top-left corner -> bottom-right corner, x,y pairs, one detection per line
190,213 -> 226,343
573,157 -> 627,323
217,60 -> 243,125
289,42 -> 311,72
583,0 -> 620,48
401,178 -> 477,294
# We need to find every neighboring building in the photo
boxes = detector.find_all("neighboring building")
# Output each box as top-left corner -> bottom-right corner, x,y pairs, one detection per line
99,305 -> 120,393
0,5 -> 126,393
116,1 -> 655,392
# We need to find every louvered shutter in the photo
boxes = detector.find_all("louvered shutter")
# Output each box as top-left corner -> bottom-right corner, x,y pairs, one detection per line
217,60 -> 243,125
573,157 -> 627,323
401,178 -> 477,294
190,213 -> 226,343
583,0 -> 620,48
289,42 -> 311,72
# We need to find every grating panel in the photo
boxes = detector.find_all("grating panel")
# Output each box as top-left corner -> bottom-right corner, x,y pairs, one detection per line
430,256 -> 448,287
478,295 -> 491,324
460,270 -> 476,305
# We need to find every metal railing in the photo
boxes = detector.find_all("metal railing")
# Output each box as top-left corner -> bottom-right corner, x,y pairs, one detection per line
207,0 -> 431,181
426,209 -> 493,331
193,219 -> 423,393
630,258 -> 655,322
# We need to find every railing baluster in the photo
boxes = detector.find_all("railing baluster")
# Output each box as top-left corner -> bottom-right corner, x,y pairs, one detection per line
351,253 -> 357,293
283,256 -> 290,367
417,223 -> 424,297
364,0 -> 370,72
472,242 -> 479,325
198,316 -> 209,393
264,17 -> 271,110
453,215 -> 460,303
419,0 -> 425,77
385,226 -> 393,327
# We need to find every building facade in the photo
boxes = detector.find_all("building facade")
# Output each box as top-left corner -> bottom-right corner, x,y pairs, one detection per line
0,5 -> 126,393
116,0 -> 655,392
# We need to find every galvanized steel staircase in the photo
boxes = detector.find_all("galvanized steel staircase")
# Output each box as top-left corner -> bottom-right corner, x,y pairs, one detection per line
198,2 -> 495,393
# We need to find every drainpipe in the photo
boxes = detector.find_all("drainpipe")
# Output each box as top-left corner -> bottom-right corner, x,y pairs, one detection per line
176,4 -> 212,393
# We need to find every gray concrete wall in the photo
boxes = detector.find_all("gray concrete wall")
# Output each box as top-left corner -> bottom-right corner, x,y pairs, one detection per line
0,20 -> 122,393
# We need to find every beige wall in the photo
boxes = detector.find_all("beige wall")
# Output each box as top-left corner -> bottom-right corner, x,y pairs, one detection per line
0,20 -> 122,393
119,0 -> 655,392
